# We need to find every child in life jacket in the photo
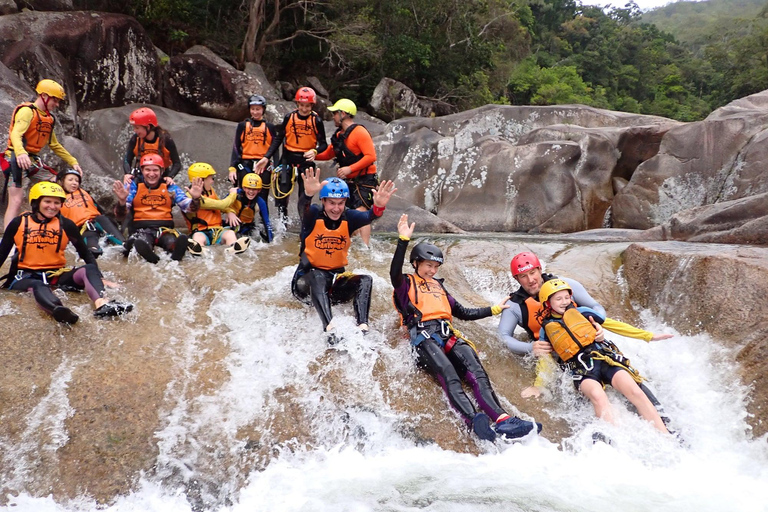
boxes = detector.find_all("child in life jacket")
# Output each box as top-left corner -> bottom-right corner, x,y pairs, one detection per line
537,279 -> 669,433
58,169 -> 125,258
390,214 -> 542,442
225,173 -> 273,243
123,107 -> 181,180
0,182 -> 133,324
184,163 -> 251,255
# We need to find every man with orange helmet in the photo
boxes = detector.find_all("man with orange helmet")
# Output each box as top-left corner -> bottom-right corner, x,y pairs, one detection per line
123,106 -> 181,180
266,86 -> 327,224
3,79 -> 82,229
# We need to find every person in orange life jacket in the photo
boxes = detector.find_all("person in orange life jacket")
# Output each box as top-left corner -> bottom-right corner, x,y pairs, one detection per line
3,79 -> 83,229
123,107 -> 181,181
538,280 -> 670,433
112,154 -> 203,264
499,251 -> 673,416
0,182 -> 133,324
228,95 -> 277,207
267,87 -> 328,223
291,168 -> 396,343
225,173 -> 273,243
390,215 -> 542,442
315,99 -> 378,247
57,169 -> 125,258
184,162 -> 251,255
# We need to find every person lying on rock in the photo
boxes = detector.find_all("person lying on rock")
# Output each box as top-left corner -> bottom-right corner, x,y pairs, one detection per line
123,107 -> 182,181
498,251 -> 674,424
183,163 -> 250,256
3,79 -> 82,229
537,279 -> 670,434
291,168 -> 395,344
391,214 -> 542,442
112,154 -> 201,264
58,168 -> 125,258
225,173 -> 273,243
0,181 -> 133,324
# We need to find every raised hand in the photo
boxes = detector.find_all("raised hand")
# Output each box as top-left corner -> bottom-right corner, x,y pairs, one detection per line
302,167 -> 325,197
188,177 -> 204,199
112,180 -> 128,202
372,180 -> 397,208
397,213 -> 415,238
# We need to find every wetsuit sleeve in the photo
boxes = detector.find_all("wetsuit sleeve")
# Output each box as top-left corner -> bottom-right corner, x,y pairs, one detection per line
265,114 -> 289,159
169,184 -> 194,212
449,295 -> 493,321
123,134 -> 138,174
230,122 -> 246,166
602,317 -> 654,342
344,208 -> 380,232
9,108 -> 33,155
390,238 -> 409,288
315,143 -> 335,161
195,191 -> 237,212
314,113 -> 328,154
497,299 -> 534,355
256,196 -> 273,242
164,135 -> 181,178
62,217 -> 97,265
47,131 -> 78,167
0,217 -> 21,270
346,127 -> 376,178
123,181 -> 138,209
565,277 -> 606,317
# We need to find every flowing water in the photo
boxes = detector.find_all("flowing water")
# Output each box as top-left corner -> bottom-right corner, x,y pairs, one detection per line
0,233 -> 766,512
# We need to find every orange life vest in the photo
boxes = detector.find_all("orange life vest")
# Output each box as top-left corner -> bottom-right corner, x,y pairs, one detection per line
406,274 -> 452,322
61,189 -> 100,227
542,306 -> 597,361
13,213 -> 68,270
303,215 -> 350,270
241,120 -> 272,160
186,189 -> 223,231
284,111 -> 319,153
233,198 -> 255,224
132,182 -> 173,222
133,133 -> 172,168
6,103 -> 54,155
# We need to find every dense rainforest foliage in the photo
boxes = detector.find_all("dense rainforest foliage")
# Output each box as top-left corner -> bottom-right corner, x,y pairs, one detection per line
72,0 -> 768,121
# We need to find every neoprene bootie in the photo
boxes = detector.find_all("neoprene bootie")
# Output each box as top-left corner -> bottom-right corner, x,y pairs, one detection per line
495,416 -> 542,439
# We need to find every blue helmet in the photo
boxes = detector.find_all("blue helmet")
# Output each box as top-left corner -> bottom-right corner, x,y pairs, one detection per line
319,178 -> 350,199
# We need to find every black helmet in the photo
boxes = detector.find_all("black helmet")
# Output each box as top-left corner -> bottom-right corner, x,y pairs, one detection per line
58,168 -> 82,183
249,94 -> 267,107
409,242 -> 444,267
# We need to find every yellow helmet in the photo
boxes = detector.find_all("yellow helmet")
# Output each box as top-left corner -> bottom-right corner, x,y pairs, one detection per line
327,98 -> 357,116
242,173 -> 263,190
188,162 -> 216,180
29,181 -> 66,203
36,79 -> 66,100
538,279 -> 572,304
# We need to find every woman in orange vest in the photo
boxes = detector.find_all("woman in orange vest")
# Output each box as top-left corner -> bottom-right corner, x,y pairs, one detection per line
3,79 -> 82,229
267,87 -> 327,223
390,214 -> 542,442
122,107 -> 181,180
0,182 -> 133,324
58,169 -> 125,258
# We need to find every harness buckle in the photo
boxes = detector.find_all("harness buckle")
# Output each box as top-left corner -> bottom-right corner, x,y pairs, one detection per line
14,270 -> 24,281
577,352 -> 594,371
439,320 -> 451,337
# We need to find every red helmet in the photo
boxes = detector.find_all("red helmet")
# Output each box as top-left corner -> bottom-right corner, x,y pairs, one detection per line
294,87 -> 316,104
140,153 -> 165,168
510,251 -> 541,277
129,107 -> 158,127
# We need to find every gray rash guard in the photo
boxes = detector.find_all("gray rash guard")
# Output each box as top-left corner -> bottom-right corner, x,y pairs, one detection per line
497,277 -> 606,355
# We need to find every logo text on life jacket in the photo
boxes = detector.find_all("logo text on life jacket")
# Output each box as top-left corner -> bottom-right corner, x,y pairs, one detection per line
141,194 -> 167,208
313,233 -> 347,255
28,227 -> 59,246
65,195 -> 86,208
417,280 -> 444,297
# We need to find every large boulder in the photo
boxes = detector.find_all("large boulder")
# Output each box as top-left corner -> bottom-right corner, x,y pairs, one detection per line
17,0 -> 74,9
370,77 -> 452,122
0,11 -> 159,110
612,90 -> 768,230
623,242 -> 768,437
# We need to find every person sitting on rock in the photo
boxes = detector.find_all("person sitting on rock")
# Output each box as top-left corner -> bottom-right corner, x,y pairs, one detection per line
225,173 -> 273,243
0,181 -> 133,324
3,79 -> 82,229
315,98 -> 379,247
267,87 -> 327,224
391,214 -> 542,442
123,106 -> 181,181
537,279 -> 670,434
228,94 -> 278,214
58,168 -> 125,258
291,169 -> 395,343
184,162 -> 251,255
112,154 -> 201,264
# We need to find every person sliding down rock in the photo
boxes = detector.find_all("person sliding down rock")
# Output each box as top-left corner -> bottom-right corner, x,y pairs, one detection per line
390,214 -> 542,442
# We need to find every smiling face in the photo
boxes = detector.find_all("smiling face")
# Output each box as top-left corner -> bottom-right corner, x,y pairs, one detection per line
515,267 -> 544,297
61,174 -> 80,193
547,289 -> 572,315
322,197 -> 346,220
141,165 -> 162,187
38,196 -> 63,218
250,105 -> 264,120
132,124 -> 149,139
296,101 -> 312,116
416,259 -> 440,279
243,187 -> 259,200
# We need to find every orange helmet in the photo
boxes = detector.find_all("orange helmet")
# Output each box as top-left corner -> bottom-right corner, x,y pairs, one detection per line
140,153 -> 165,168
130,107 -> 158,127
294,87 -> 316,104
